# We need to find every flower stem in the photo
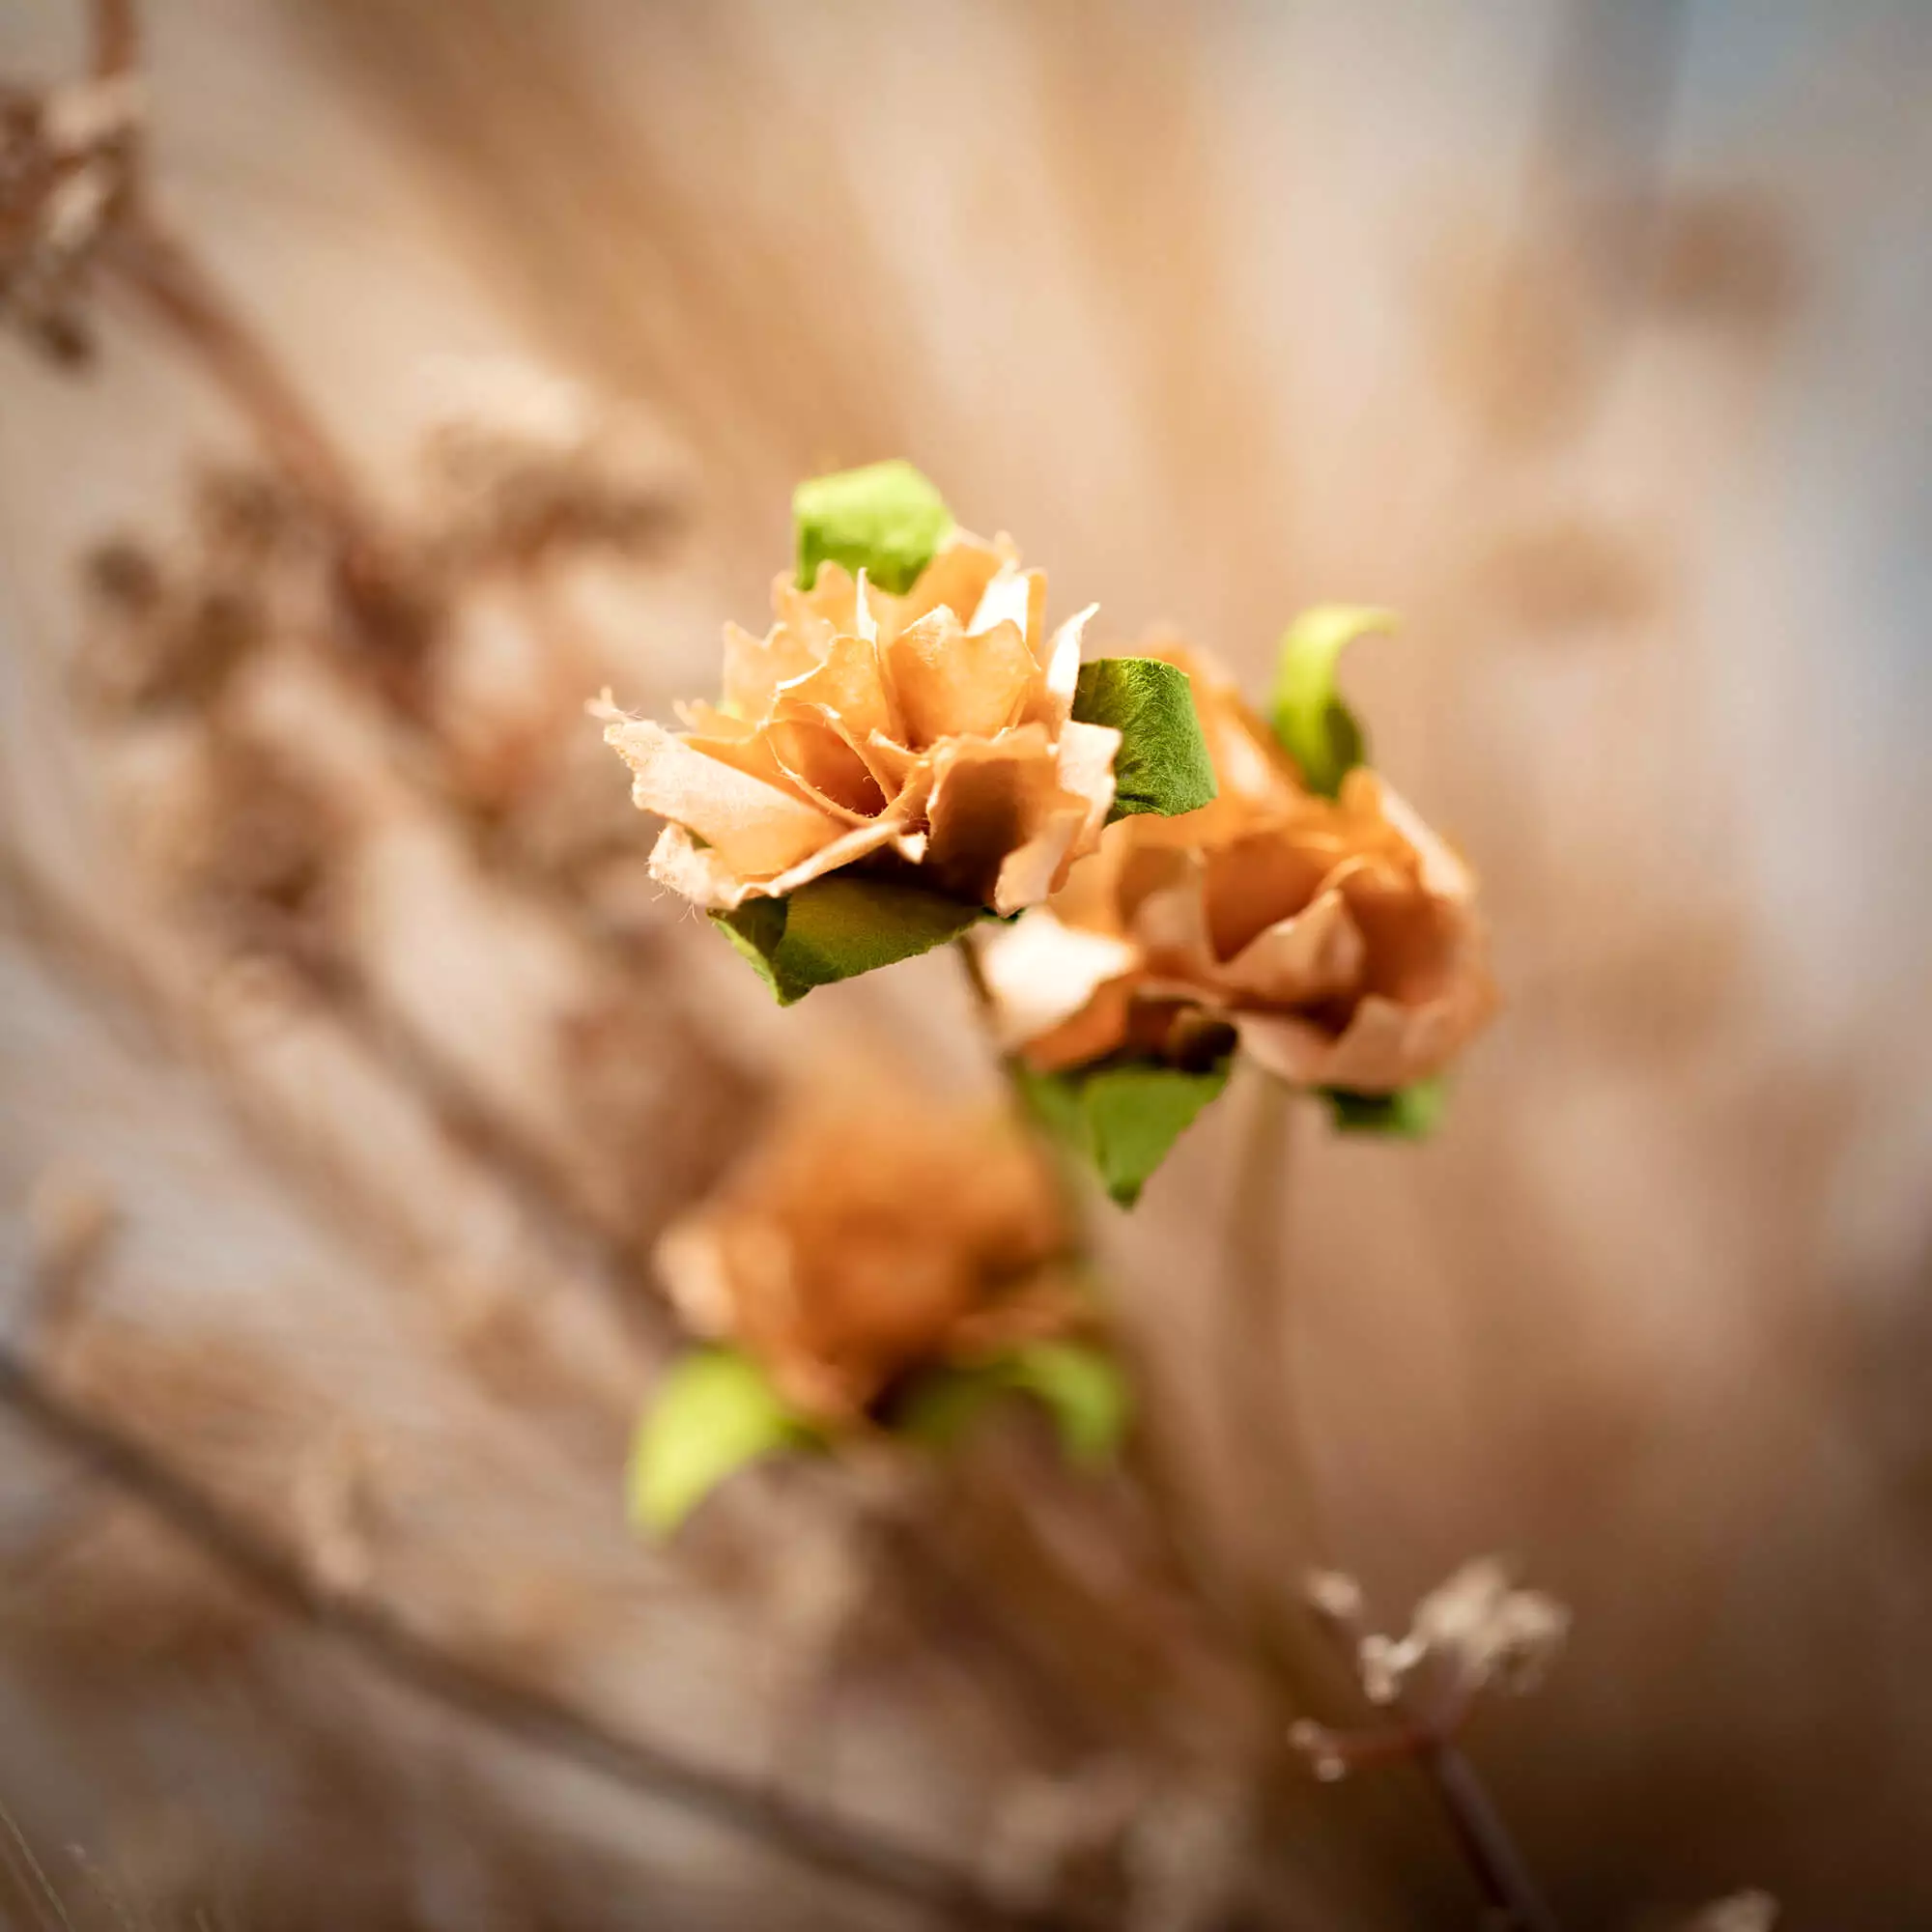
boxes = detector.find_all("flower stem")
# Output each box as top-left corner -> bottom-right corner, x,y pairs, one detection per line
1418,1740 -> 1561,1932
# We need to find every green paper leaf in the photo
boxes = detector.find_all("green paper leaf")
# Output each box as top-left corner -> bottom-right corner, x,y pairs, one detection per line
628,1349 -> 811,1536
794,460 -> 954,594
1323,1076 -> 1449,1140
713,873 -> 982,1005
1269,606 -> 1396,798
1071,658 -> 1218,822
892,1343 -> 1131,1468
1006,1342 -> 1131,1467
1015,1055 -> 1232,1207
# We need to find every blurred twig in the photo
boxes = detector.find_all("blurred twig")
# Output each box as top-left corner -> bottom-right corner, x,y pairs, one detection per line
0,1331 -> 1097,1932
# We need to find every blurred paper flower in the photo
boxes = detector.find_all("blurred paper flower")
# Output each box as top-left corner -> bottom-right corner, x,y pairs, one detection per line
655,1090 -> 1083,1424
632,1083 -> 1127,1533
982,641 -> 1494,1097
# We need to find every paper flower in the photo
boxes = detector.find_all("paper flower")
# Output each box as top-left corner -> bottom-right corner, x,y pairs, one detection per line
630,1086 -> 1129,1532
597,463 -> 1214,1003
603,536 -> 1120,917
655,1091 -> 1085,1425
981,642 -> 1495,1097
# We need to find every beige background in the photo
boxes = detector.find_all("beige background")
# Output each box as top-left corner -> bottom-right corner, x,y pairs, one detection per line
2,1 -> 1930,1925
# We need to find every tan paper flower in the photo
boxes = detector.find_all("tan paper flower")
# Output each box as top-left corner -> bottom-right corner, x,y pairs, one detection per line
601,533 -> 1121,916
654,1088 -> 1085,1425
980,646 -> 1495,1094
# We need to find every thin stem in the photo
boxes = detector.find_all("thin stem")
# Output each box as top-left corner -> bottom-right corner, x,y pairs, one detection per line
954,931 -> 996,1017
1219,1072 -> 1327,1565
1302,1591 -> 1560,1929
1419,1741 -> 1561,1932
87,0 -> 138,82
0,1336 -> 1091,1932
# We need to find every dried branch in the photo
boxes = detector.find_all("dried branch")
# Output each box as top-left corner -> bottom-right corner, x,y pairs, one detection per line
0,1331 -> 1095,1932
88,0 -> 139,83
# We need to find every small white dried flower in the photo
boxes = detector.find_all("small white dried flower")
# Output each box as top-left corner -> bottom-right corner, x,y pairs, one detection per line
1303,1567 -> 1366,1633
1287,1719 -> 1352,1782
1358,1630 -> 1416,1707
1406,1557 -> 1571,1699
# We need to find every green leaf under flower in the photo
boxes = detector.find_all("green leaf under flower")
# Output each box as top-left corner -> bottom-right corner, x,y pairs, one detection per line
1015,1054 -> 1233,1207
1269,605 -> 1396,797
714,874 -> 983,1005
794,459 -> 954,594
628,1348 -> 814,1536
1006,1342 -> 1131,1466
1323,1076 -> 1449,1140
895,1341 -> 1131,1467
1072,657 -> 1218,822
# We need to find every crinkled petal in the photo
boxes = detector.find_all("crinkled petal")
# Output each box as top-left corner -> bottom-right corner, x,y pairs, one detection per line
1125,855 -> 1214,973
923,724 -> 1064,907
1053,716 -> 1121,852
1034,603 -> 1097,728
1344,768 -> 1475,899
894,531 -> 1011,636
993,803 -> 1088,915
1202,829 -> 1338,960
775,632 -> 898,747
977,912 -> 1141,1053
968,565 -> 1046,657
887,610 -> 1036,748
762,714 -> 889,820
724,616 -> 822,718
1018,975 -> 1140,1074
1217,886 -> 1365,1004
678,724 -> 798,795
648,805 -> 925,912
653,1216 -> 735,1337
1240,988 -> 1465,1092
607,719 -> 839,876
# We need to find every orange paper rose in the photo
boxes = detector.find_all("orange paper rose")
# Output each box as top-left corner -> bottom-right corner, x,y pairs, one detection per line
980,645 -> 1495,1094
601,533 -> 1122,918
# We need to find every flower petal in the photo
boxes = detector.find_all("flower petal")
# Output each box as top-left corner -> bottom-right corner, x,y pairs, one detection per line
968,566 -> 1045,654
762,715 -> 889,820
923,724 -> 1065,906
976,912 -> 1141,1053
894,531 -> 1011,635
775,632 -> 897,745
887,609 -> 1036,748
1202,827 -> 1337,960
1344,768 -> 1474,899
649,804 -> 927,911
723,616 -> 821,719
1218,886 -> 1365,1004
993,804 -> 1088,915
1035,603 -> 1097,727
1019,976 -> 1140,1074
1052,716 -> 1121,852
607,718 -> 839,875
